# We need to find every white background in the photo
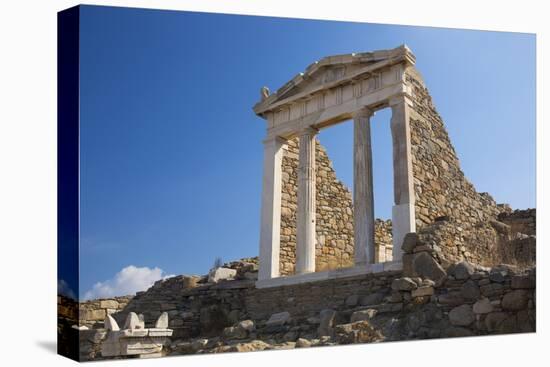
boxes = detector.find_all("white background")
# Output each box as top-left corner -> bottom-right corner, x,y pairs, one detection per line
0,0 -> 547,366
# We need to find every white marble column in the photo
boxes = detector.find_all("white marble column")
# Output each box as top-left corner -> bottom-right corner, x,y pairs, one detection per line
389,95 -> 416,260
296,127 -> 317,274
353,107 -> 376,266
258,136 -> 286,281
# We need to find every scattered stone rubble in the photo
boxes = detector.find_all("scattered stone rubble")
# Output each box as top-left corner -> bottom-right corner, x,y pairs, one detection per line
77,246 -> 534,360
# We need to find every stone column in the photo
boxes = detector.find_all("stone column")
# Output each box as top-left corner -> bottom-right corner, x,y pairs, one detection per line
296,127 -> 318,274
353,107 -> 376,266
258,136 -> 286,281
389,95 -> 416,260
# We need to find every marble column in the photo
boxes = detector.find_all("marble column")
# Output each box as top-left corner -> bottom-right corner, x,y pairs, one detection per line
258,136 -> 286,281
389,95 -> 416,260
296,127 -> 317,274
353,107 -> 376,266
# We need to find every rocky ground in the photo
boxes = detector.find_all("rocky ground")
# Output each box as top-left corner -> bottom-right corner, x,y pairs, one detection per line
75,232 -> 535,361
167,316 -> 383,354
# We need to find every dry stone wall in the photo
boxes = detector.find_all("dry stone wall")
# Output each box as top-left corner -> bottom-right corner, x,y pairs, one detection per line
374,219 -> 393,262
85,258 -> 534,361
498,209 -> 536,237
79,296 -> 134,328
58,295 -> 79,360
279,138 -> 393,275
280,138 -> 355,274
406,67 -> 508,266
407,67 -> 500,227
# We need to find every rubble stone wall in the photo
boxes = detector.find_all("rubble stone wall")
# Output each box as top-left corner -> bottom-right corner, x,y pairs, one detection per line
109,262 -> 534,352
279,138 -> 355,275
374,219 -> 393,262
279,138 -> 393,275
498,209 -> 536,237
79,296 -> 134,328
406,67 -> 503,266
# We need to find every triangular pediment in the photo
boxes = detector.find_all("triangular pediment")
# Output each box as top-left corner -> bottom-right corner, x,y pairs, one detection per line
254,45 -> 415,116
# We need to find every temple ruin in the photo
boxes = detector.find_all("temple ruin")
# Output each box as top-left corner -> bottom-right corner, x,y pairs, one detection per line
253,45 -> 526,287
61,45 -> 536,362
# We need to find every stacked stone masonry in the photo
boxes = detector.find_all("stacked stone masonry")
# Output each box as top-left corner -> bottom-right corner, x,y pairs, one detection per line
498,208 -> 536,237
408,67 -> 499,229
79,296 -> 134,328
405,66 -> 533,267
77,255 -> 535,360
279,138 -> 392,275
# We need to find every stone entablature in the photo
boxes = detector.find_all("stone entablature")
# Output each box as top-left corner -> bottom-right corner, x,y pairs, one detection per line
254,47 -> 415,140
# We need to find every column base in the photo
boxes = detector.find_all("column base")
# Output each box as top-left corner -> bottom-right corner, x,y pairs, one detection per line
255,261 -> 403,288
392,203 -> 416,260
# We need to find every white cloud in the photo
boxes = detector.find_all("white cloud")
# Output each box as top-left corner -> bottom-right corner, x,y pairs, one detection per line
83,265 -> 174,300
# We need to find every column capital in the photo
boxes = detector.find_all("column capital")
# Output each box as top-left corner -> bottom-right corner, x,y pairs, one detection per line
388,94 -> 413,108
352,106 -> 375,119
262,135 -> 287,145
297,126 -> 319,137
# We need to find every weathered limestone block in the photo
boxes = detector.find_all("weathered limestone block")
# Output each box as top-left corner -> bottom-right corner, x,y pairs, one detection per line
123,312 -> 142,330
101,312 -> 173,358
155,312 -> 168,328
334,320 -> 383,344
489,268 -> 508,283
411,286 -> 434,298
208,267 -> 237,283
222,320 -> 255,340
105,314 -> 120,331
473,298 -> 493,314
100,300 -> 119,309
83,309 -> 106,321
182,275 -> 200,289
448,305 -> 475,326
238,320 -> 255,332
392,277 -> 417,291
228,340 -> 270,352
296,338 -> 312,348
223,325 -> 248,340
460,280 -> 480,301
404,252 -> 446,286
450,261 -> 475,280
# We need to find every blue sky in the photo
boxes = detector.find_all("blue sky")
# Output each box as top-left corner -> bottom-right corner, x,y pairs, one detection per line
77,5 -> 535,299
